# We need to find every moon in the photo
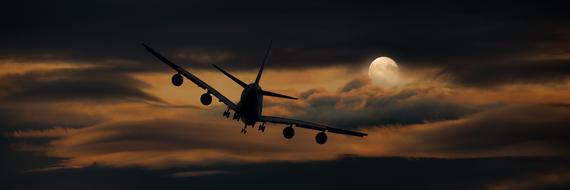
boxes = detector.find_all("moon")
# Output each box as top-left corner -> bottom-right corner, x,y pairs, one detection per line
368,57 -> 400,87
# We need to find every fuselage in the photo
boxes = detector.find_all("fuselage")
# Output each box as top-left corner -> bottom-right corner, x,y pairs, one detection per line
236,83 -> 263,125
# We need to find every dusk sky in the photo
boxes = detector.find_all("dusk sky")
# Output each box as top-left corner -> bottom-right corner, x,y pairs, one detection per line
1,1 -> 570,189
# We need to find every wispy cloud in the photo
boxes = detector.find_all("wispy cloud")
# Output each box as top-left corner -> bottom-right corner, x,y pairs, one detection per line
2,59 -> 569,172
169,170 -> 230,178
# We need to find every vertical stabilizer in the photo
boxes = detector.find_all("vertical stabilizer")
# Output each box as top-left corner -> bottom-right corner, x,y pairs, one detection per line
254,40 -> 272,86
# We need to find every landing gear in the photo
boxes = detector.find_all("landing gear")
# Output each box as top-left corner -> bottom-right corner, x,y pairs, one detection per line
241,123 -> 254,134
258,122 -> 266,133
223,108 -> 230,118
233,112 -> 240,121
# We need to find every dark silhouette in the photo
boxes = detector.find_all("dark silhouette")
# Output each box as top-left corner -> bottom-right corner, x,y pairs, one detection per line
142,41 -> 367,144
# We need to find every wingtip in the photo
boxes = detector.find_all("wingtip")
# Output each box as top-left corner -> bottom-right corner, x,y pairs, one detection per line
141,42 -> 149,49
211,64 -> 222,71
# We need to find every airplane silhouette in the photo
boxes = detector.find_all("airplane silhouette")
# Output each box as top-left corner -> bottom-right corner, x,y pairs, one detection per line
142,42 -> 367,144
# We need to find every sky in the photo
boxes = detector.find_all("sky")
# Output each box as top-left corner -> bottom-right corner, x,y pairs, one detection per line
1,1 -> 570,189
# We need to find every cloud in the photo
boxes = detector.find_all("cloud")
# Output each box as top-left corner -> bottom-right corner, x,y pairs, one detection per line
489,172 -> 570,190
1,57 -> 568,172
15,118 -> 344,169
169,170 -> 230,178
265,79 -> 481,129
0,103 -> 103,131
1,1 -> 569,86
443,59 -> 570,87
1,2 -> 569,188
0,67 -> 163,103
3,156 -> 570,190
339,77 -> 370,92
174,49 -> 234,65
13,127 -> 78,139
7,103 -> 568,171
358,104 -> 570,157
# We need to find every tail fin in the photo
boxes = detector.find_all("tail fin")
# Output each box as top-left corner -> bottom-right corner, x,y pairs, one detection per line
254,40 -> 272,86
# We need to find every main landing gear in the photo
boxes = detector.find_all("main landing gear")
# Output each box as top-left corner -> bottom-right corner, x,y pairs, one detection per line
233,113 -> 240,121
223,108 -> 230,118
222,107 -> 238,121
222,108 -> 265,135
241,123 -> 256,134
258,122 -> 266,132
242,123 -> 266,135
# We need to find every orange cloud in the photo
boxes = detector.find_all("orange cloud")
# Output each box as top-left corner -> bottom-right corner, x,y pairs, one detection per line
3,61 -> 569,172
9,104 -> 568,171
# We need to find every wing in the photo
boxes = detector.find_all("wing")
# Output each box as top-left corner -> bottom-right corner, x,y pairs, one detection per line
259,115 -> 367,137
142,43 -> 237,109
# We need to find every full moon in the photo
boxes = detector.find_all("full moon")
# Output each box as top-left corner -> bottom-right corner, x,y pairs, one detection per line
368,57 -> 400,87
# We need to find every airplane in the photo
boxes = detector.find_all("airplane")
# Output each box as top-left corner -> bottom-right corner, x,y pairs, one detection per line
142,42 -> 367,144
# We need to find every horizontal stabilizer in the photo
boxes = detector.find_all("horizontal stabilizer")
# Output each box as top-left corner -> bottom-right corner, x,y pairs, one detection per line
261,90 -> 298,100
212,64 -> 248,88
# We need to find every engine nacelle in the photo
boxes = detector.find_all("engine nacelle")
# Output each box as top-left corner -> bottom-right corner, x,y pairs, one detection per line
315,132 -> 327,144
200,93 -> 212,105
283,126 -> 295,139
171,73 -> 183,86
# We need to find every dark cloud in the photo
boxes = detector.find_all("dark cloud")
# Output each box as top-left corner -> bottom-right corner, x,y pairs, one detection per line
267,85 -> 481,129
1,156 -> 570,190
305,95 -> 476,128
298,88 -> 327,100
339,77 -> 370,92
10,118 -> 331,169
418,105 -> 570,154
0,136 -> 64,182
0,64 -> 164,133
1,1 -> 569,86
1,1 -> 569,188
0,105 -> 103,131
0,67 -> 163,103
49,119 -> 289,155
443,59 -> 570,87
355,104 -> 570,157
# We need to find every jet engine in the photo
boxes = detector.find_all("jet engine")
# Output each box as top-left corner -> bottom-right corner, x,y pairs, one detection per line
171,73 -> 183,86
200,93 -> 212,105
315,132 -> 327,144
283,126 -> 295,139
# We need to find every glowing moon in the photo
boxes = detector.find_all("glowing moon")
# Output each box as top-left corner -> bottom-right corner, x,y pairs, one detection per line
368,57 -> 400,87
